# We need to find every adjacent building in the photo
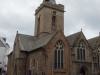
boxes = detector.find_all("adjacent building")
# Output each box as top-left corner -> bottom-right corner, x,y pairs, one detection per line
7,0 -> 100,75
0,37 -> 10,74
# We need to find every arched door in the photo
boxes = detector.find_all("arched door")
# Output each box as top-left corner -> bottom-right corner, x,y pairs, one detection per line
80,68 -> 85,75
79,66 -> 88,75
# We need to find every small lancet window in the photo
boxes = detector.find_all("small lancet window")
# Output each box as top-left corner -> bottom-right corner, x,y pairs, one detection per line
54,40 -> 64,69
77,41 -> 85,60
52,16 -> 56,31
37,17 -> 40,34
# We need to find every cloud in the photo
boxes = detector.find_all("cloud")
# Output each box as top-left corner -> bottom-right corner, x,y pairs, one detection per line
0,0 -> 100,51
63,0 -> 100,37
0,0 -> 39,50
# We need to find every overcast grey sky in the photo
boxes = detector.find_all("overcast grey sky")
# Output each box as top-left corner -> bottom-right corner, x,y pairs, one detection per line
0,0 -> 100,50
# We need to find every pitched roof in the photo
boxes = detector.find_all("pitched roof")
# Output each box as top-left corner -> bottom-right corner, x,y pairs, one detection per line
18,31 -> 57,52
0,40 -> 5,47
88,36 -> 100,49
0,36 -> 10,48
66,31 -> 82,46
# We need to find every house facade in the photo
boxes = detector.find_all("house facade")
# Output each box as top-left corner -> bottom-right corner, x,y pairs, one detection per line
0,37 -> 10,74
7,0 -> 100,75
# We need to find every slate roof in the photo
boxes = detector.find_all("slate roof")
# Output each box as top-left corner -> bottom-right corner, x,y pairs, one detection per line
88,36 -> 100,49
66,31 -> 82,46
18,31 -> 57,52
0,40 -> 5,47
0,37 -> 9,48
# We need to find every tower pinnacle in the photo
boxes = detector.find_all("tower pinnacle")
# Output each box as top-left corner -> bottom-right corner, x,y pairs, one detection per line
44,0 -> 56,4
50,0 -> 56,4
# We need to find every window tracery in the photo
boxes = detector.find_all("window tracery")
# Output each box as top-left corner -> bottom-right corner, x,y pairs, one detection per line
54,40 -> 64,69
77,41 -> 85,60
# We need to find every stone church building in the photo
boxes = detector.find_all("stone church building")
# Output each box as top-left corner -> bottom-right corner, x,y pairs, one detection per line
7,0 -> 100,75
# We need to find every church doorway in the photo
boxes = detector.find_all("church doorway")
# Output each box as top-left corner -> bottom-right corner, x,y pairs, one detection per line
79,66 -> 88,75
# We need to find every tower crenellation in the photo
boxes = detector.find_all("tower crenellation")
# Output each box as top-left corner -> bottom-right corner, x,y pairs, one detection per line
35,2 -> 64,15
43,0 -> 56,4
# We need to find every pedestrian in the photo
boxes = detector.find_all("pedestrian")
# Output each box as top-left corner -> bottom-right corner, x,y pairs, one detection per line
36,73 -> 37,75
42,71 -> 46,75
2,70 -> 6,75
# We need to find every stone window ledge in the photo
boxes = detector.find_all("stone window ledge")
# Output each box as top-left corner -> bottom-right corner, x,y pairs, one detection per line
53,69 -> 66,73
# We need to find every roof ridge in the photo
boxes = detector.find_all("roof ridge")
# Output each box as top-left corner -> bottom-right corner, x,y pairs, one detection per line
18,33 -> 34,37
88,36 -> 99,41
66,31 -> 81,37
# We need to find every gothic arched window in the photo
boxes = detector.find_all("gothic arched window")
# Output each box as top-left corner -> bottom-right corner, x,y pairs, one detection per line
77,41 -> 85,60
37,17 -> 40,34
54,40 -> 64,69
52,16 -> 56,31
97,45 -> 100,52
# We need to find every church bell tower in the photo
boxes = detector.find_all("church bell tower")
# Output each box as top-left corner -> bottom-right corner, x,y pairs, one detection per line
34,0 -> 64,36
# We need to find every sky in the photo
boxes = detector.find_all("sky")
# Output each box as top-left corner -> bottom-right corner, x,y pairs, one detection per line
0,0 -> 100,51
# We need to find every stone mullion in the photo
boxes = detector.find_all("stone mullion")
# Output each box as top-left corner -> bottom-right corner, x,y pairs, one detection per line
57,49 -> 58,68
60,48 -> 61,68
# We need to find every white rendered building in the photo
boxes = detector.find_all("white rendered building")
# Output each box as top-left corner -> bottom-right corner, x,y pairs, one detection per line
0,37 -> 10,73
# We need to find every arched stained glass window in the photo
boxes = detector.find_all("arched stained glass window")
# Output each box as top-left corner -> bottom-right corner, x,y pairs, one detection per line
77,41 -> 85,60
54,40 -> 64,69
